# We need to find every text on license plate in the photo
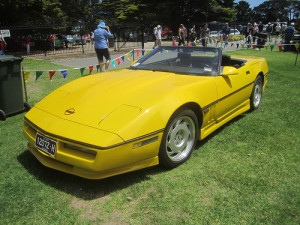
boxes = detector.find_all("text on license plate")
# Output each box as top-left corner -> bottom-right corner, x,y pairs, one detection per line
35,133 -> 57,157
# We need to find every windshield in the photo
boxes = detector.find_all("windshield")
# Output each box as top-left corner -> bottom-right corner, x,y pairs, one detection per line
129,46 -> 221,76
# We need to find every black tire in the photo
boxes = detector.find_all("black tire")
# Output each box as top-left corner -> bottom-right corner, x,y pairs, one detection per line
159,109 -> 199,168
250,76 -> 263,111
0,110 -> 6,121
24,102 -> 31,112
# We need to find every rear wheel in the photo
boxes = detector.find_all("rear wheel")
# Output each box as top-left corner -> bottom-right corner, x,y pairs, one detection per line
159,109 -> 198,168
250,76 -> 263,111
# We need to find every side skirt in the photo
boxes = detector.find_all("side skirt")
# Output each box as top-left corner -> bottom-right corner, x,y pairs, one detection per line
199,99 -> 250,140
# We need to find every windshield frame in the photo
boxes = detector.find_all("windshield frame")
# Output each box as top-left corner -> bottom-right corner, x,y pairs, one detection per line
129,46 -> 222,76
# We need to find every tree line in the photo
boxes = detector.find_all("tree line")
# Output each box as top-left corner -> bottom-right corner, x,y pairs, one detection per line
0,0 -> 299,32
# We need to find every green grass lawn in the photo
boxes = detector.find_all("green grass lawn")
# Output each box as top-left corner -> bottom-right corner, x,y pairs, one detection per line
0,49 -> 299,224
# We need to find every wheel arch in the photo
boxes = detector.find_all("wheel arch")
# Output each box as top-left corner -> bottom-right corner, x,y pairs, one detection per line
170,102 -> 203,129
257,71 -> 264,83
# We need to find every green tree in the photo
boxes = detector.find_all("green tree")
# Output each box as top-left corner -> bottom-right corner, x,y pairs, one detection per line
0,0 -> 66,26
235,1 -> 252,23
252,0 -> 291,23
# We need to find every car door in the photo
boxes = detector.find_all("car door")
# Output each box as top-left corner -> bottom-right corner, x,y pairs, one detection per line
214,65 -> 253,122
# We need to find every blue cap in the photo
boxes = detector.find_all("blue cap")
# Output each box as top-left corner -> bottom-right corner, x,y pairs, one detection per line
97,21 -> 107,28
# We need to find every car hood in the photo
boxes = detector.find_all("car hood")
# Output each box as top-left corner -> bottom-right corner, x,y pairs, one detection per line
35,69 -> 211,135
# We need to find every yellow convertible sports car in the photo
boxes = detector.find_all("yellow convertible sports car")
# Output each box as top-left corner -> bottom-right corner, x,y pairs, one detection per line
23,46 -> 268,179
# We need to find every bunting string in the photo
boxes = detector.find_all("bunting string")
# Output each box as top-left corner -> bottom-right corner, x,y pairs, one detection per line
23,42 -> 299,82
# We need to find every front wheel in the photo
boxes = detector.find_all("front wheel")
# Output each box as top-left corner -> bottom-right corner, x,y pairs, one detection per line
159,109 -> 198,168
250,76 -> 263,111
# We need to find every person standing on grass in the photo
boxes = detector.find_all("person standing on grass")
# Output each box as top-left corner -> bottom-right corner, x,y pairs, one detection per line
200,23 -> 210,47
25,36 -> 30,54
190,25 -> 197,42
252,23 -> 259,44
258,21 -> 264,33
284,22 -> 295,52
178,24 -> 186,46
153,25 -> 162,49
94,21 -> 113,72
266,22 -> 273,43
48,34 -> 54,51
0,33 -> 6,55
222,23 -> 230,42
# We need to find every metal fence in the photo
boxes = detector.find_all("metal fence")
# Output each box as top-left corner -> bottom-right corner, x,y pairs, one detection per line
1,24 -> 157,57
1,22 -> 244,57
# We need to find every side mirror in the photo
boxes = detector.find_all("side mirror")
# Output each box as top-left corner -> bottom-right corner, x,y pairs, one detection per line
130,60 -> 138,66
222,66 -> 239,76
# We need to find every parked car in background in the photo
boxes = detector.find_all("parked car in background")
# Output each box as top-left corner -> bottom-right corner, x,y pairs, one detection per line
230,29 -> 240,36
210,31 -> 221,37
72,36 -> 86,45
83,35 -> 91,43
65,35 -> 73,43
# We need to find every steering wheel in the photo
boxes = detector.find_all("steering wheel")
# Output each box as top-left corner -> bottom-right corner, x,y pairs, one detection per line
197,63 -> 210,68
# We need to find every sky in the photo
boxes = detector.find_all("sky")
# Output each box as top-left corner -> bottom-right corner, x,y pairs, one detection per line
236,0 -> 266,8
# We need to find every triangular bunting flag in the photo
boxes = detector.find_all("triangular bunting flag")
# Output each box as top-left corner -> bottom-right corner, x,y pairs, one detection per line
89,66 -> 93,74
265,45 -> 268,51
142,50 -> 145,55
242,44 -> 245,48
131,51 -> 134,56
96,65 -> 100,71
61,70 -> 67,79
24,71 -> 31,83
253,45 -> 256,50
35,71 -> 43,81
188,43 -> 192,46
147,50 -> 150,54
247,44 -> 251,49
49,71 -> 56,81
278,45 -> 282,52
270,45 -> 275,51
80,67 -> 85,76
121,56 -> 125,62
295,44 -> 300,51
116,58 -> 121,65
111,60 -> 116,68
231,43 -> 234,47
126,53 -> 130,61
236,44 -> 239,49
136,50 -> 139,56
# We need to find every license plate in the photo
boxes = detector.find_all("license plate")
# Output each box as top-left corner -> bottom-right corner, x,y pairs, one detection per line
35,133 -> 57,157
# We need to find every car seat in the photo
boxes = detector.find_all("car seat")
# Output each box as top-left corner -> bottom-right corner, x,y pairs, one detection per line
221,54 -> 231,67
177,52 -> 191,67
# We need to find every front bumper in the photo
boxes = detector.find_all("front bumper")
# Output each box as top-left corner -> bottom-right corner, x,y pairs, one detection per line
23,109 -> 162,179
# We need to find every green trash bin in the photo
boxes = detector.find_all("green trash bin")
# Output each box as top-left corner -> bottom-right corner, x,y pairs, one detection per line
0,55 -> 28,121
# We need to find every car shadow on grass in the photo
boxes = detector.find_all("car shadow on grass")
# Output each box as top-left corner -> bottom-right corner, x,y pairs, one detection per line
17,114 -> 246,200
17,150 -> 166,200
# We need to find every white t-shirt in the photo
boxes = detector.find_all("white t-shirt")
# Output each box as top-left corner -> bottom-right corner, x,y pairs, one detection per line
155,28 -> 162,40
